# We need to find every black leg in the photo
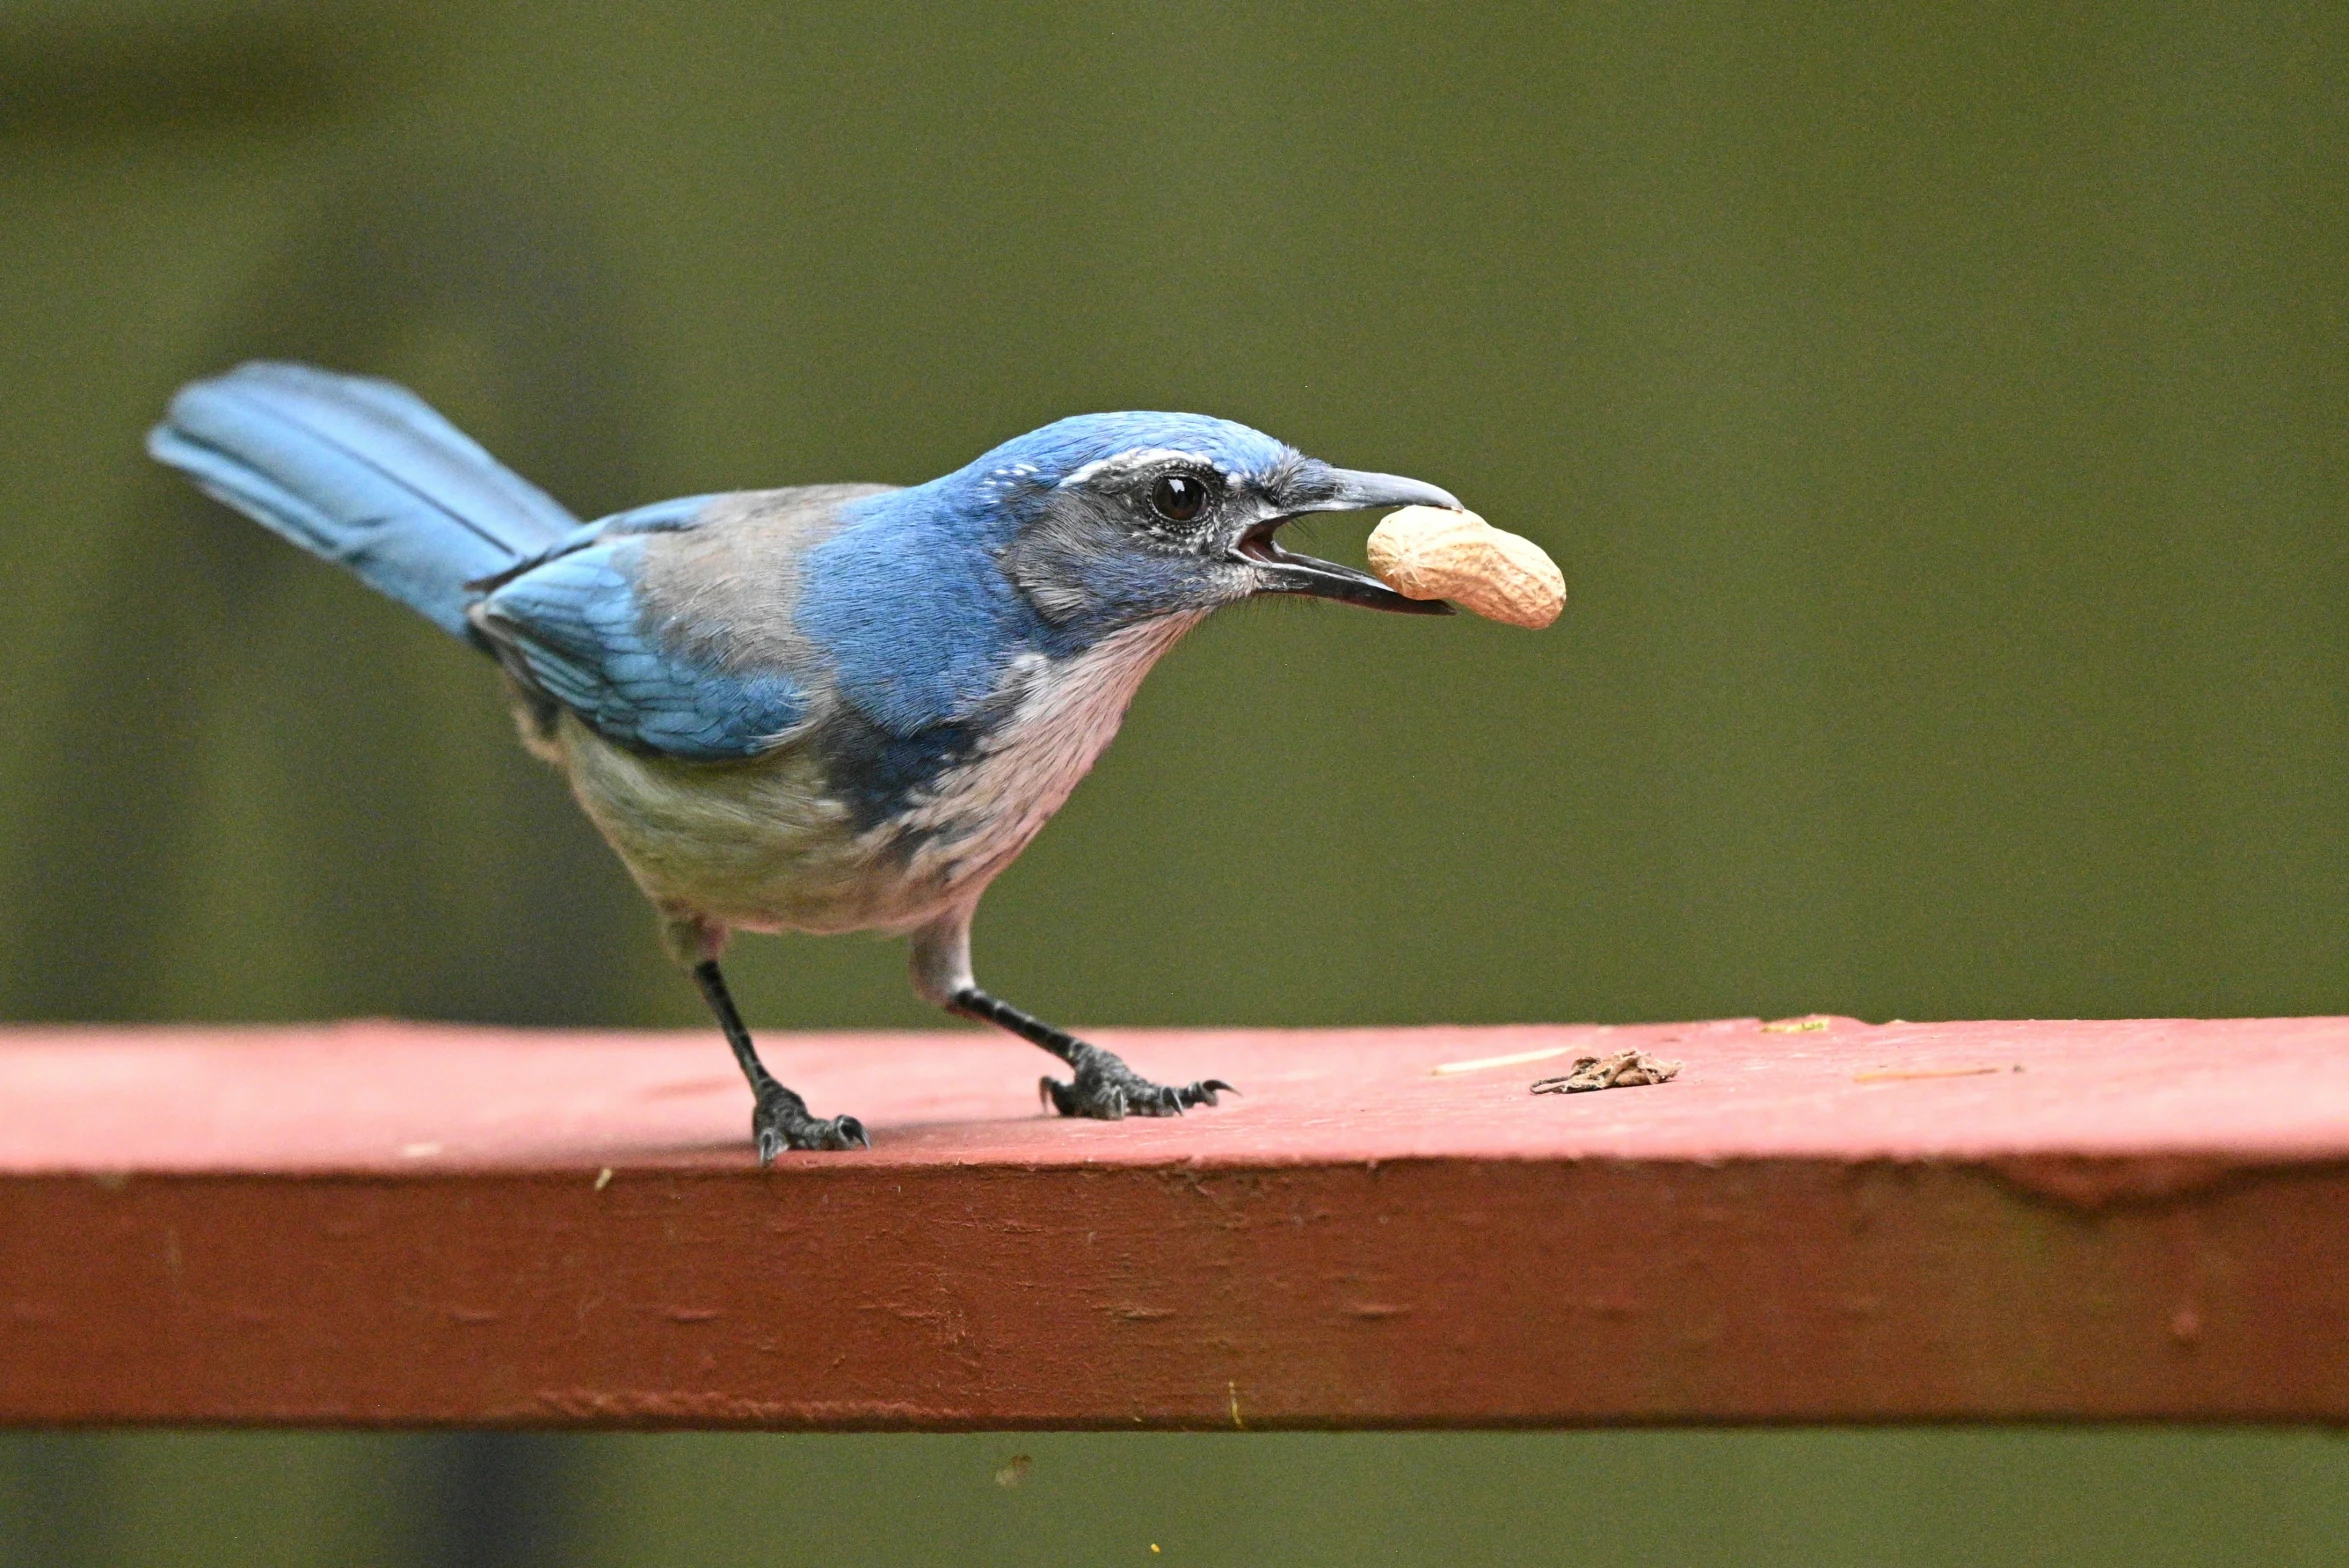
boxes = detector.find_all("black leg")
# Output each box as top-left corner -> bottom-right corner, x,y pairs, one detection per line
692,959 -> 867,1162
947,986 -> 1233,1120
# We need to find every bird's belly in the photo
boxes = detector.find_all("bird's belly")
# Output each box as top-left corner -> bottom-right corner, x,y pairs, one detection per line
559,722 -> 921,935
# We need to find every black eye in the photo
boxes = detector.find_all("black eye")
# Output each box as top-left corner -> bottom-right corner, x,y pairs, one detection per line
1150,473 -> 1209,524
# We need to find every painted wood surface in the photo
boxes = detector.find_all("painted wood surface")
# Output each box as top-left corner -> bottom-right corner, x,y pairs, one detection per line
4,1016 -> 2347,1426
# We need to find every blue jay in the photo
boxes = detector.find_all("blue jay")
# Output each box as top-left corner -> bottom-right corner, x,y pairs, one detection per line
150,362 -> 1461,1160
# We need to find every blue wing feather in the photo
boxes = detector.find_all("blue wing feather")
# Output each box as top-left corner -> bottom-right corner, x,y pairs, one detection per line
473,537 -> 806,761
470,494 -> 724,593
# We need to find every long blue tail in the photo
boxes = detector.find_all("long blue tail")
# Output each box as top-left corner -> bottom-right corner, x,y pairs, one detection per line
148,362 -> 580,641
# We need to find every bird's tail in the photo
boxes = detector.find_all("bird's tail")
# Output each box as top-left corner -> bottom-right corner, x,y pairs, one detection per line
147,361 -> 581,641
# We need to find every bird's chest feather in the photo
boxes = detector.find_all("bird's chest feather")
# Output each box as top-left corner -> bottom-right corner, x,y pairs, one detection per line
885,611 -> 1202,891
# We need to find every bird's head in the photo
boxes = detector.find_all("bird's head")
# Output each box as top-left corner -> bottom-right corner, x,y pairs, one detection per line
952,412 -> 1462,631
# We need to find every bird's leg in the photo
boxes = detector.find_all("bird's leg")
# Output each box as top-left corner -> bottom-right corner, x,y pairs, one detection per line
951,987 -> 1233,1119
678,930 -> 867,1161
909,905 -> 1233,1121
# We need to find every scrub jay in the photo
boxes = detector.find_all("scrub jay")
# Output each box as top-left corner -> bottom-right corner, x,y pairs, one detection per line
150,363 -> 1460,1159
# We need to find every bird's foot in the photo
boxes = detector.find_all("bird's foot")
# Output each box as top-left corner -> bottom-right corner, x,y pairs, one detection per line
1041,1043 -> 1234,1121
752,1081 -> 868,1164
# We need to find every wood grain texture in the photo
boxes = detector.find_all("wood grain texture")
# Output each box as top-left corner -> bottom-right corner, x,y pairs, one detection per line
4,1017 -> 2349,1427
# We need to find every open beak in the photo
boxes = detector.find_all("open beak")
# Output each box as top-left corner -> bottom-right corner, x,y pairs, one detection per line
1231,467 -> 1463,615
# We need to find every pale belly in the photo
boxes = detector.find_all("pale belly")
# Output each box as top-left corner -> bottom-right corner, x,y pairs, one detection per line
554,613 -> 1201,938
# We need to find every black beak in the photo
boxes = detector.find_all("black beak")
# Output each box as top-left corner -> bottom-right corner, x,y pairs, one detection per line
1231,467 -> 1463,615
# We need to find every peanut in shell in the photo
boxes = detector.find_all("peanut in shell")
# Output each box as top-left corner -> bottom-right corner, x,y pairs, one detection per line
1366,506 -> 1565,629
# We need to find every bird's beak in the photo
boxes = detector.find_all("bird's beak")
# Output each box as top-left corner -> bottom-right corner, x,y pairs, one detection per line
1231,467 -> 1463,615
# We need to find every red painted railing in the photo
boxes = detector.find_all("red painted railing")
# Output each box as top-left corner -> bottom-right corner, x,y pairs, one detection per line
5,1016 -> 2347,1426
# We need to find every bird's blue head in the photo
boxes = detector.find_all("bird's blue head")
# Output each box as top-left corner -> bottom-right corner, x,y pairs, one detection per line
940,412 -> 1463,632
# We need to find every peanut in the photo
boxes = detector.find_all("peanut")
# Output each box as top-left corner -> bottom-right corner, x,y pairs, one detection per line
1366,506 -> 1564,629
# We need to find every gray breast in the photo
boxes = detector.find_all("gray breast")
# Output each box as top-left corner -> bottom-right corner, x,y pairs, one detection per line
876,611 -> 1205,894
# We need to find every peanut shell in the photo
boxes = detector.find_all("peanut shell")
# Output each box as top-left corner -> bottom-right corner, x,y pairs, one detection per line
1366,506 -> 1564,629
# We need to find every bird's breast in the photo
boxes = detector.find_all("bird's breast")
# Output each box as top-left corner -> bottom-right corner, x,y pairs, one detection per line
882,611 -> 1204,895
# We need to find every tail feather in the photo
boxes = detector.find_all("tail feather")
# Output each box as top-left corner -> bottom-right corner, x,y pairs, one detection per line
148,362 -> 581,640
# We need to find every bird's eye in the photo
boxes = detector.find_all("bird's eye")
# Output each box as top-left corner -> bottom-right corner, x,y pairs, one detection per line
1150,473 -> 1209,524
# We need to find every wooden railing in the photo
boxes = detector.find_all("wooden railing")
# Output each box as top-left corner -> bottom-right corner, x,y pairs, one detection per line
5,1016 -> 2346,1426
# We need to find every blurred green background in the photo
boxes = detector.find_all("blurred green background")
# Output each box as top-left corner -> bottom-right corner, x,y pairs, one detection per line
3,0 -> 2346,1562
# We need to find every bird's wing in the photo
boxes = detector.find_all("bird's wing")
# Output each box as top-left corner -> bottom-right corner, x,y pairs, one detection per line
463,493 -> 722,595
467,484 -> 897,762
470,534 -> 809,761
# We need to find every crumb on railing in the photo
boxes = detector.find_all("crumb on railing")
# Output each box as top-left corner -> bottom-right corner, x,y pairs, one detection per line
1530,1050 -> 1682,1095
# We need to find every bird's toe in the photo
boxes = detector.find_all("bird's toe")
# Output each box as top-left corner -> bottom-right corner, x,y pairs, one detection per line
1042,1074 -> 1130,1120
1041,1062 -> 1234,1121
752,1094 -> 870,1159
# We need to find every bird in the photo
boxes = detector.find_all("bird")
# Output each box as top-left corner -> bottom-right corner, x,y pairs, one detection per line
149,361 -> 1462,1161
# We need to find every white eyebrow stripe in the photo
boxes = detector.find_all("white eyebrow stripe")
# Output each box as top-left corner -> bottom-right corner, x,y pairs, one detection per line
1057,448 -> 1220,488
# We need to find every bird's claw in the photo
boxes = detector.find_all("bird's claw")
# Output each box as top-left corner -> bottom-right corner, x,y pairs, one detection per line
752,1088 -> 868,1163
1040,1061 -> 1236,1121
